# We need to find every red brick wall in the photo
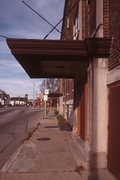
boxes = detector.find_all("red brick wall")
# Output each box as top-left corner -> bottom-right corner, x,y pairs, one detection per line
103,0 -> 109,37
66,79 -> 74,101
61,0 -> 89,40
61,0 -> 78,40
108,0 -> 120,70
62,79 -> 74,102
82,0 -> 89,39
61,0 -> 79,102
88,0 -> 96,36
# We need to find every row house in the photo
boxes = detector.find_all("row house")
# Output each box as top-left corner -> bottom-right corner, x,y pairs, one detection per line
58,0 -> 120,179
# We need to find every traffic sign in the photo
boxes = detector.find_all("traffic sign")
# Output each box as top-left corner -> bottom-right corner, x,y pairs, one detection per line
45,89 -> 49,95
44,95 -> 48,101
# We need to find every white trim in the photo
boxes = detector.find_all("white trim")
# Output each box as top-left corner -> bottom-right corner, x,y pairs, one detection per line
91,58 -> 108,168
107,65 -> 120,85
78,0 -> 82,40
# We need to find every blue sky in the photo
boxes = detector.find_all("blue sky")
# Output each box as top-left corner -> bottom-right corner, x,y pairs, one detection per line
0,0 -> 65,99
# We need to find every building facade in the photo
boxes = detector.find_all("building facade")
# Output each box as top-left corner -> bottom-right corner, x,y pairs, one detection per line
58,78 -> 74,127
58,0 -> 120,178
10,97 -> 27,106
107,0 -> 120,178
6,0 -> 117,178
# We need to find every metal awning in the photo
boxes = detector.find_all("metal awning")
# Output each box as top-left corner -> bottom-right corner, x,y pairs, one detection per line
48,93 -> 63,97
7,38 -> 111,78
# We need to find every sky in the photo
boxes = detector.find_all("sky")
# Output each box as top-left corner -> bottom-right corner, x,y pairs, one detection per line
0,0 -> 65,99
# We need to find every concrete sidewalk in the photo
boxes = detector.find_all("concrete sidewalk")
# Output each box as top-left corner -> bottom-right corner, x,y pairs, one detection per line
0,109 -> 116,180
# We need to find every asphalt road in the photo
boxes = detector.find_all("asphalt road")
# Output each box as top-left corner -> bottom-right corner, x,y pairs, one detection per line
0,107 -> 44,169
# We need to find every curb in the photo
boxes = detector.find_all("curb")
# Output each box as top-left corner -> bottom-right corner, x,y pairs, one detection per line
0,122 -> 41,174
0,142 -> 25,174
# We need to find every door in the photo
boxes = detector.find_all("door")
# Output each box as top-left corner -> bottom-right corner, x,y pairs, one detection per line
77,76 -> 88,141
108,82 -> 120,179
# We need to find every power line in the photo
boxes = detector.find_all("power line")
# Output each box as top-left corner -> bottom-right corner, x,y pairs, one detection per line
22,1 -> 61,34
43,0 -> 80,39
0,35 -> 8,39
1,1 -> 80,40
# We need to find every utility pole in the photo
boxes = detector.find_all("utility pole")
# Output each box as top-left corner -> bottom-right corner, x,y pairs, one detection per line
33,82 -> 35,107
43,79 -> 49,118
44,79 -> 47,119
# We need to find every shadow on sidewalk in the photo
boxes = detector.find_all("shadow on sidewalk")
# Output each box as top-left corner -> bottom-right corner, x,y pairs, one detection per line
59,122 -> 72,131
56,114 -> 72,132
48,114 -> 57,119
44,126 -> 59,129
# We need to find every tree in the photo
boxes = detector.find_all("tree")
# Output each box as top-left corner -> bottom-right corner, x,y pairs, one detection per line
40,78 -> 59,94
0,89 -> 10,106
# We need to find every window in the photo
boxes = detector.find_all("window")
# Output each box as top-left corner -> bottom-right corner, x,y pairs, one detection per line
67,17 -> 70,29
73,12 -> 80,40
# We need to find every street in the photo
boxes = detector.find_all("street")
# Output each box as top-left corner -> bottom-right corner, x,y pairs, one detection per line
0,107 -> 44,169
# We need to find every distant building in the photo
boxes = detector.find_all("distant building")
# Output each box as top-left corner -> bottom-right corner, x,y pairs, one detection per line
35,94 -> 44,108
0,90 -> 10,107
35,93 -> 58,108
10,97 -> 26,106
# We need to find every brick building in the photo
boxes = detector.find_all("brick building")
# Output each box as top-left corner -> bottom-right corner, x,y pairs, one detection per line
107,0 -> 120,178
7,0 -> 116,178
57,0 -> 120,179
